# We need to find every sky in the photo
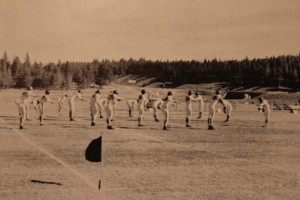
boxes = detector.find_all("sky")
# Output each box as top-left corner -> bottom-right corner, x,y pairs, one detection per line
0,0 -> 300,63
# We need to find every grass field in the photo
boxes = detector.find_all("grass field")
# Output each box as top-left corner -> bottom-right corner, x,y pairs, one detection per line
0,85 -> 299,200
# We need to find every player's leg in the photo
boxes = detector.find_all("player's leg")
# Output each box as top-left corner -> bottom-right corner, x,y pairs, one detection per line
153,106 -> 159,122
19,105 -> 25,129
264,111 -> 270,127
39,104 -> 44,125
186,109 -> 192,127
106,107 -> 113,129
163,110 -> 169,130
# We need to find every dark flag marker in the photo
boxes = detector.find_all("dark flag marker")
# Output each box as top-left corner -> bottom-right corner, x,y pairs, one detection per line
85,136 -> 102,162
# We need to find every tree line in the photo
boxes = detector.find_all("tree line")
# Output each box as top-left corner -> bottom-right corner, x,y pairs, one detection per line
0,51 -> 299,89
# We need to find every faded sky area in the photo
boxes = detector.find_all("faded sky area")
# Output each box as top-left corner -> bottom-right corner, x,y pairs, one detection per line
0,0 -> 300,63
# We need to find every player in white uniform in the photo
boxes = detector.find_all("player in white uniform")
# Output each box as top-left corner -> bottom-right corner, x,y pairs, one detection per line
36,90 -> 56,125
149,98 -> 163,122
185,91 -> 198,127
25,86 -> 37,120
97,97 -> 107,119
127,99 -> 137,117
137,89 -> 149,126
258,97 -> 271,127
106,90 -> 124,129
219,99 -> 232,122
15,91 -> 29,129
162,92 -> 180,130
195,92 -> 204,119
90,90 -> 102,126
67,90 -> 85,121
57,94 -> 68,116
208,95 -> 219,130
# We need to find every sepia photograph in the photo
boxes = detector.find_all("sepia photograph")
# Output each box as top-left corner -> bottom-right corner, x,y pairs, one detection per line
0,0 -> 299,199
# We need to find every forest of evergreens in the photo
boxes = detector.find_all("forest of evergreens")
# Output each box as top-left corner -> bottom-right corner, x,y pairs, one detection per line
0,51 -> 299,89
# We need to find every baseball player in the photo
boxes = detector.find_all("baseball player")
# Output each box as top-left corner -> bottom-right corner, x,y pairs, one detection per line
106,90 -> 124,129
15,91 -> 29,129
208,95 -> 219,130
97,97 -> 107,119
57,94 -> 68,116
24,86 -> 37,120
67,90 -> 85,121
137,89 -> 149,126
90,90 -> 101,126
195,92 -> 204,119
150,98 -> 163,122
219,99 -> 233,122
127,99 -> 137,117
162,91 -> 180,130
185,91 -> 198,127
36,90 -> 56,125
258,97 -> 271,127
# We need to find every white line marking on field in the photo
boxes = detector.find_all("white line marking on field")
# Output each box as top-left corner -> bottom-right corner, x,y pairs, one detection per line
119,127 -> 300,177
0,119 -> 98,190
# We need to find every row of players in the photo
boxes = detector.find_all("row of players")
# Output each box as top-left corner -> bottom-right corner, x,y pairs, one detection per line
15,87 -> 271,130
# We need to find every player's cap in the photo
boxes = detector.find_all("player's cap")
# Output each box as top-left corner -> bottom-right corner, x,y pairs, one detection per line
188,91 -> 192,95
45,90 -> 50,95
65,94 -> 68,97
78,89 -> 82,93
27,86 -> 33,90
258,97 -> 264,102
95,90 -> 101,94
141,89 -> 146,94
195,91 -> 199,96
113,90 -> 118,94
167,91 -> 172,96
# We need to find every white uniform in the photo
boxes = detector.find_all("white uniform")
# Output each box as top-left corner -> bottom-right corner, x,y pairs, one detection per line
195,95 -> 204,118
68,92 -> 84,121
152,99 -> 163,121
106,93 -> 123,128
57,95 -> 67,116
185,95 -> 197,126
90,93 -> 102,124
15,92 -> 29,128
208,97 -> 219,126
127,99 -> 137,117
25,90 -> 36,120
97,98 -> 107,118
259,99 -> 271,126
161,95 -> 178,129
137,94 -> 148,126
36,94 -> 55,125
222,99 -> 232,121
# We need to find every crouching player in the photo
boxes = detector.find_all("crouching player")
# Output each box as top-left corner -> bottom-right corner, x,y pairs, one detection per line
36,90 -> 56,125
208,95 -> 219,130
127,99 -> 137,117
219,98 -> 232,122
90,90 -> 101,126
258,97 -> 271,127
162,92 -> 180,130
15,91 -> 29,129
106,90 -> 124,129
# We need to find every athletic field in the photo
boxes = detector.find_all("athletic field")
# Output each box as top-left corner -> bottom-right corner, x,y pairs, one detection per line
0,86 -> 299,200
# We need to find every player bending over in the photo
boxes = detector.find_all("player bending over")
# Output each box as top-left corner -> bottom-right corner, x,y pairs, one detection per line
36,90 -> 56,125
162,91 -> 180,130
106,90 -> 124,129
208,95 -> 219,130
127,99 -> 137,117
67,90 -> 85,121
258,97 -> 271,127
219,99 -> 232,122
15,91 -> 29,129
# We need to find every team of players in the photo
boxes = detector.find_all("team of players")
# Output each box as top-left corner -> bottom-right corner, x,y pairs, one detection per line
15,87 -> 271,130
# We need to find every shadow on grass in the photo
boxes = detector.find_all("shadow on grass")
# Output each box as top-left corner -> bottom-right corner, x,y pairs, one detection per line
31,179 -> 62,186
